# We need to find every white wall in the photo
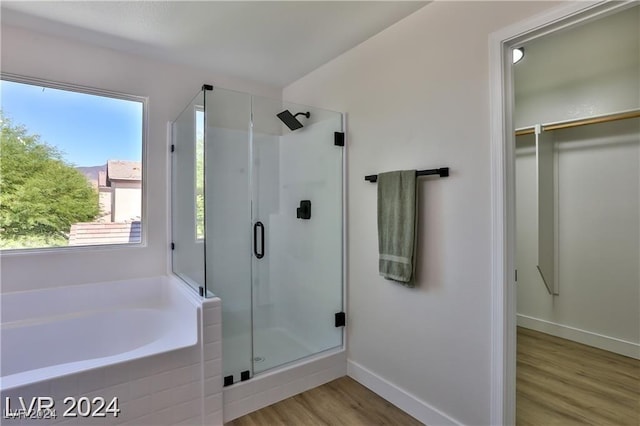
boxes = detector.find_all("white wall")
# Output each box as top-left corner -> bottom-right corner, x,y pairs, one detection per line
514,6 -> 640,127
283,2 -> 561,424
98,188 -> 112,221
0,24 -> 280,293
111,181 -> 141,222
514,6 -> 640,357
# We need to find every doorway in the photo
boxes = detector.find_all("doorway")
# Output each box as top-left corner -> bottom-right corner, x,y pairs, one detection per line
513,6 -> 639,423
489,1 -> 640,424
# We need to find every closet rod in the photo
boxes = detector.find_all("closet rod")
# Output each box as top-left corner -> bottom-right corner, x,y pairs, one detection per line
544,110 -> 640,132
515,128 -> 535,136
515,109 -> 640,136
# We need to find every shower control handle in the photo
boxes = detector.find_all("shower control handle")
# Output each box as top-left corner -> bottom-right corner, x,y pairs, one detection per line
254,221 -> 265,259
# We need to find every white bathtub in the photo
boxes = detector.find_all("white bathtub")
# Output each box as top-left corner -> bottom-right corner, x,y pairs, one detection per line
0,276 -> 199,390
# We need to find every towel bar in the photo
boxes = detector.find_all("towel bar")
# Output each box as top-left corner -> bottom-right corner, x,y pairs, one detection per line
365,167 -> 449,183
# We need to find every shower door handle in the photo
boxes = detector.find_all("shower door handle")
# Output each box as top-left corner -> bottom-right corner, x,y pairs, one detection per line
254,221 -> 265,259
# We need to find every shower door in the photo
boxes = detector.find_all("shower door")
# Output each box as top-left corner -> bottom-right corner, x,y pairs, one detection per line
250,97 -> 344,373
198,87 -> 344,384
203,87 -> 254,384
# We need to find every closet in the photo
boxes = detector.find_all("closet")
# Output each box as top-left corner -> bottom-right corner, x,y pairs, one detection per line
515,111 -> 640,357
513,4 -> 639,424
514,2 -> 639,359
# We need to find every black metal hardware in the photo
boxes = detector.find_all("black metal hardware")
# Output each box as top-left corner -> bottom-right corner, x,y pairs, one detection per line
365,167 -> 449,183
335,312 -> 346,327
171,144 -> 175,153
334,132 -> 345,146
171,242 -> 175,250
277,110 -> 309,131
202,84 -> 213,91
241,371 -> 250,381
224,375 -> 234,387
199,287 -> 204,297
253,221 -> 265,259
515,270 -> 518,282
296,200 -> 311,220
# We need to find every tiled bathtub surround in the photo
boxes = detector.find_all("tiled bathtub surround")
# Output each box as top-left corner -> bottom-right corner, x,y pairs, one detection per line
1,278 -> 199,390
202,300 -> 223,425
0,277 -> 223,426
0,275 -> 346,425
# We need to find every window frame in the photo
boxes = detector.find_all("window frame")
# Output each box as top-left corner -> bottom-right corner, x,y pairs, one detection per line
0,72 -> 149,254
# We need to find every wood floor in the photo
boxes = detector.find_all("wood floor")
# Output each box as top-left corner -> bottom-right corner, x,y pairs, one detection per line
229,329 -> 638,426
227,376 -> 423,426
517,327 -> 640,425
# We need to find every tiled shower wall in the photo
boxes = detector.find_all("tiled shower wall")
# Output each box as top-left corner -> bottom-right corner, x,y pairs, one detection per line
1,297 -> 223,426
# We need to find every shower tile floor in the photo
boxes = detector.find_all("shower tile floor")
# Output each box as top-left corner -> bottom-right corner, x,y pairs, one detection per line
223,327 -> 314,379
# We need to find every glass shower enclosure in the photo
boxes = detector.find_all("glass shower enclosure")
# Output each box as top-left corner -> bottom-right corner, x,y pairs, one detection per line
172,85 -> 344,385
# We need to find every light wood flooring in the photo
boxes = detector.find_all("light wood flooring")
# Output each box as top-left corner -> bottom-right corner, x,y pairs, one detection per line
227,376 -> 423,426
517,327 -> 640,425
228,329 -> 639,425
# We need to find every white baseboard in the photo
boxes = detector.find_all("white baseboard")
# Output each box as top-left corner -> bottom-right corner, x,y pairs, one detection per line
517,314 -> 640,359
223,349 -> 347,422
347,360 -> 461,426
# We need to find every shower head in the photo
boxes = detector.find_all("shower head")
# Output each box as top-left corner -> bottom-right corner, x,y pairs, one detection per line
277,110 -> 310,131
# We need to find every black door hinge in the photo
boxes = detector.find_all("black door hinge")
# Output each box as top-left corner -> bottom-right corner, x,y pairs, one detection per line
515,270 -> 518,282
334,132 -> 345,147
171,144 -> 175,153
171,242 -> 175,250
335,312 -> 346,327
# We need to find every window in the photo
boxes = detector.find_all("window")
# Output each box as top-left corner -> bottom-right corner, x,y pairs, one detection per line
0,75 -> 145,250
196,108 -> 204,240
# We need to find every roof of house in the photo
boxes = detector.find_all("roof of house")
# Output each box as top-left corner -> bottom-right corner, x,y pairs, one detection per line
107,160 -> 142,182
68,221 -> 141,246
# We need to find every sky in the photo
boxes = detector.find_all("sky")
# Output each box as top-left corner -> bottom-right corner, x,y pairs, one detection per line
1,80 -> 142,167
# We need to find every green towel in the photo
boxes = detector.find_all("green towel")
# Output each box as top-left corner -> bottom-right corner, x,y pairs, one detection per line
377,170 -> 417,287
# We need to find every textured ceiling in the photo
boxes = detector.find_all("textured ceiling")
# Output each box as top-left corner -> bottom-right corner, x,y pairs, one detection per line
1,1 -> 428,88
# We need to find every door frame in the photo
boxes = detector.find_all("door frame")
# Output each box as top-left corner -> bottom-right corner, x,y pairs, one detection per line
488,1 -> 636,424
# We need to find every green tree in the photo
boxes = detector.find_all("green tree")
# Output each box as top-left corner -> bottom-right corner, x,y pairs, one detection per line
0,114 -> 99,247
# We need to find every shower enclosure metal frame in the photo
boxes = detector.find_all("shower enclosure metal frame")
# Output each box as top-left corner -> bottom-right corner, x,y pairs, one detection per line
171,84 -> 346,385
